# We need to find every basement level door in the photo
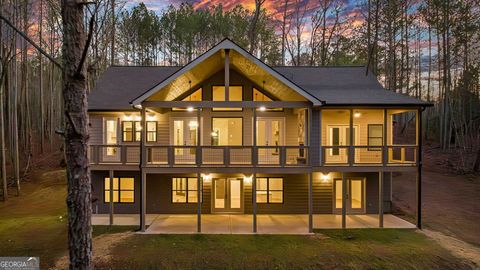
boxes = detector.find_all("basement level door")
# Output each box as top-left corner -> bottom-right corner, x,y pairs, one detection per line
333,178 -> 365,214
212,178 -> 243,213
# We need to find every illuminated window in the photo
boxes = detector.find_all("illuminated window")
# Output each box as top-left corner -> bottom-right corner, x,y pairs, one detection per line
256,177 -> 283,203
173,88 -> 202,111
105,119 -> 118,156
122,121 -> 156,142
172,177 -> 200,203
104,177 -> 135,203
368,124 -> 383,151
211,118 -> 242,146
253,88 -> 282,111
212,86 -> 242,111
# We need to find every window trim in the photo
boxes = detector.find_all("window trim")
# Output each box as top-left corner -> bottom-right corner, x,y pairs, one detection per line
252,87 -> 284,112
256,177 -> 284,204
171,177 -> 202,204
367,124 -> 383,151
121,120 -> 157,142
103,177 -> 135,204
211,85 -> 244,112
211,117 -> 243,146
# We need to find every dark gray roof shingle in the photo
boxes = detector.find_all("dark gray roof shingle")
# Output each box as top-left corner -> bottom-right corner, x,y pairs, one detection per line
88,65 -> 430,110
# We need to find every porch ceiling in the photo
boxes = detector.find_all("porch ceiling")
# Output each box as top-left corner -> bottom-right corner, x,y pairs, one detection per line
145,46 -> 309,103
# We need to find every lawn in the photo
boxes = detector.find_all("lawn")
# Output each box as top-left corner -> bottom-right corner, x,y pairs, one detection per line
98,229 -> 470,270
0,168 -> 472,270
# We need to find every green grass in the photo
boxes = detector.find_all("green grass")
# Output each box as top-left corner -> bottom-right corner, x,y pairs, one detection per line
0,170 -> 68,268
102,229 -> 469,270
92,225 -> 138,236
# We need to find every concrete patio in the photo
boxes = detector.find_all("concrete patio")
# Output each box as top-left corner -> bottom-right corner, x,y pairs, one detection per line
92,214 -> 415,234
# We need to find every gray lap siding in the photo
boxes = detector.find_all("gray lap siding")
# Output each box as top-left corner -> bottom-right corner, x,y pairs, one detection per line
91,171 -> 391,215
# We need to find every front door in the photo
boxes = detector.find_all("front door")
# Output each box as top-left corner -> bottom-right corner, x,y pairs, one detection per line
212,178 -> 243,213
171,118 -> 198,164
327,125 -> 357,163
333,178 -> 365,214
256,118 -> 284,164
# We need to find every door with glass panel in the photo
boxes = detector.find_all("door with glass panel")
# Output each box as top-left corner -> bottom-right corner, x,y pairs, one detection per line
171,118 -> 198,164
212,178 -> 243,213
256,118 -> 284,164
333,178 -> 365,214
103,118 -> 120,162
327,125 -> 357,163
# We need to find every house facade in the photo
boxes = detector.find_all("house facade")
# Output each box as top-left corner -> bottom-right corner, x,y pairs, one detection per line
88,39 -> 430,233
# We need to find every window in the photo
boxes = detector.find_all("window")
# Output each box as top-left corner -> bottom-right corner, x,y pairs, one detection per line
173,88 -> 202,111
122,121 -> 157,142
211,118 -> 242,146
105,119 -> 118,156
368,124 -> 383,151
212,86 -> 242,111
256,177 -> 283,203
104,177 -> 134,203
172,178 -> 199,203
253,88 -> 282,111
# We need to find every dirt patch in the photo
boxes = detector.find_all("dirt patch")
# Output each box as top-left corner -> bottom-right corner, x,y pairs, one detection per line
420,229 -> 480,268
51,231 -> 134,270
393,170 -> 480,247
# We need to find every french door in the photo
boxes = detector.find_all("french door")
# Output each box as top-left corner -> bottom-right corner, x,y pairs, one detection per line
256,117 -> 284,164
212,178 -> 243,213
333,178 -> 365,214
171,118 -> 198,163
327,125 -> 358,163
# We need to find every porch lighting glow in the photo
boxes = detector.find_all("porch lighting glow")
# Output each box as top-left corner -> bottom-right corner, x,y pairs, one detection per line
147,114 -> 156,121
123,114 -> 132,121
259,106 -> 266,112
243,175 -> 252,184
202,174 -> 212,182
354,112 -> 361,118
320,173 -> 330,182
211,131 -> 218,137
135,115 -> 142,121
134,104 -> 142,109
187,107 -> 194,112
188,121 -> 198,128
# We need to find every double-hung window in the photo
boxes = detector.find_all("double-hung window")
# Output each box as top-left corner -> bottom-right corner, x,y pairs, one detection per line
172,177 -> 200,203
104,177 -> 135,203
367,124 -> 383,151
256,177 -> 283,203
122,121 -> 157,142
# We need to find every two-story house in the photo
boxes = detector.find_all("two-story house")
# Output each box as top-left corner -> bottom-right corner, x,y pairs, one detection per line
88,39 -> 430,234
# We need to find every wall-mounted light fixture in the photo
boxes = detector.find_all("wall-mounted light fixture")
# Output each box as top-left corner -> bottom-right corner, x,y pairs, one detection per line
243,175 -> 252,184
320,173 -> 330,182
187,107 -> 194,112
354,112 -> 361,118
259,106 -> 266,112
202,174 -> 212,182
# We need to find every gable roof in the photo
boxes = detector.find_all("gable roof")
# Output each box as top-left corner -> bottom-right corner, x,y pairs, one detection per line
130,38 -> 322,106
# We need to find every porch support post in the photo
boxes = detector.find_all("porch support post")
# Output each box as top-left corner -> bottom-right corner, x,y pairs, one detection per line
140,171 -> 146,231
417,109 -> 423,229
253,173 -> 257,233
196,108 -> 201,166
319,109 -> 323,166
109,170 -> 114,226
342,172 -> 346,229
253,107 -> 257,165
349,109 -> 354,165
383,109 -> 388,165
308,173 -> 313,233
140,106 -> 147,232
224,49 -> 230,100
197,172 -> 201,233
378,171 -> 384,228
307,107 -> 312,165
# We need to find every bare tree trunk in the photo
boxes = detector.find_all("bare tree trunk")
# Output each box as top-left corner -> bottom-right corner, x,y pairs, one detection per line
281,0 -> 289,65
39,0 -> 45,153
61,0 -> 92,268
248,0 -> 265,54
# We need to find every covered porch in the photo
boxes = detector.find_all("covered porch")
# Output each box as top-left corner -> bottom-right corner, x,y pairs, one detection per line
92,214 -> 415,234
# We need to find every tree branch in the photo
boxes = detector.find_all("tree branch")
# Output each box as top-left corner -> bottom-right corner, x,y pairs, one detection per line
75,9 -> 96,77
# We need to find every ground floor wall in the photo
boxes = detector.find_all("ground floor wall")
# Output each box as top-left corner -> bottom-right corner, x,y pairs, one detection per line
91,170 -> 393,215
